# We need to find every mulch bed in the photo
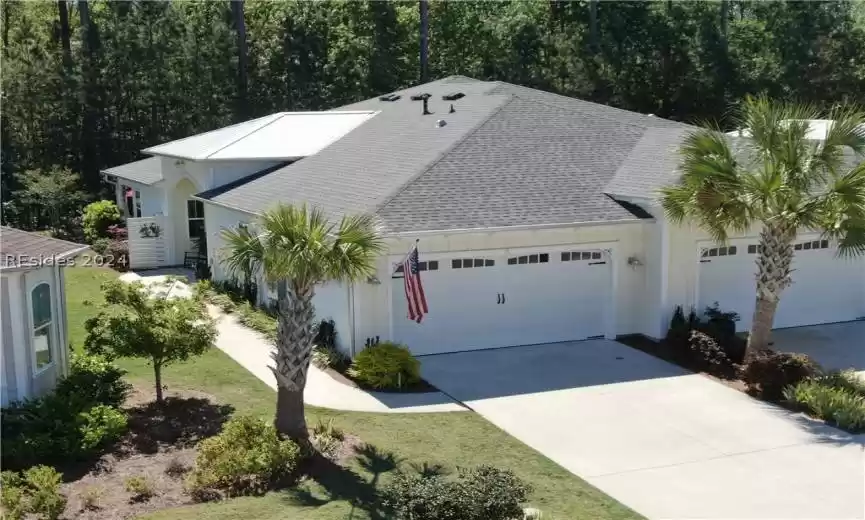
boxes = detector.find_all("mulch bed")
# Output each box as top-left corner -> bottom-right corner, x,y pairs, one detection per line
57,385 -> 365,519
617,334 -> 748,392
59,387 -> 232,520
319,364 -> 440,394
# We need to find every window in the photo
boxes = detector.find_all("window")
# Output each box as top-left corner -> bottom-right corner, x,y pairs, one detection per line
508,253 -> 549,265
395,260 -> 438,274
121,185 -> 142,218
452,258 -> 494,269
187,200 -> 205,240
561,250 -> 602,262
702,246 -> 737,257
792,239 -> 830,252
747,244 -> 764,255
31,284 -> 53,371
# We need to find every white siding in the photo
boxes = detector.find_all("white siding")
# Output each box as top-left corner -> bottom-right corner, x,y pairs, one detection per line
210,160 -> 280,188
128,216 -> 170,269
2,266 -> 70,405
203,203 -> 254,281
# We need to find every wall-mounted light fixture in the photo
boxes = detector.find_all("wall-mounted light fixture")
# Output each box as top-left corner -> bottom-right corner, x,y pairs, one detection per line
627,256 -> 643,269
367,275 -> 381,285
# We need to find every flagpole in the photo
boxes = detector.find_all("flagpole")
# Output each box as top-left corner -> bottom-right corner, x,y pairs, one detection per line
393,239 -> 420,275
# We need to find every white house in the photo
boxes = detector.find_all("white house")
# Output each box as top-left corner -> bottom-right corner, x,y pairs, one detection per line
102,76 -> 865,357
1,227 -> 89,405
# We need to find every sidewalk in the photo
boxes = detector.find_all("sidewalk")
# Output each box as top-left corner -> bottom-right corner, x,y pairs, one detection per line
119,271 -> 463,413
209,307 -> 464,413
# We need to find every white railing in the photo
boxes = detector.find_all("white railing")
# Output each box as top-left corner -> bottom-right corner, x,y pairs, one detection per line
128,216 -> 170,269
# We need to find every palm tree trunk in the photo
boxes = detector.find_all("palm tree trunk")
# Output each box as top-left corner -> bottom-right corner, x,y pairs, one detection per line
746,223 -> 795,359
271,280 -> 316,439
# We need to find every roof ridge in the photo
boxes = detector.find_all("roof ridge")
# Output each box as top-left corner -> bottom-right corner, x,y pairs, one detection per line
492,80 -> 697,132
373,94 -> 517,218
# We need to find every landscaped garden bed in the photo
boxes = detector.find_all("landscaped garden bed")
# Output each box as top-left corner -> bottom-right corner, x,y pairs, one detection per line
619,305 -> 865,434
195,279 -> 439,393
41,266 -> 642,520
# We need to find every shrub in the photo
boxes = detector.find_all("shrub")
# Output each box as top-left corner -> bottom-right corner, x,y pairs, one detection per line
457,465 -> 531,520
1,467 -> 67,520
742,351 -> 821,401
210,293 -> 236,313
105,239 -> 129,271
55,354 -> 131,409
688,330 -> 733,375
235,303 -> 278,341
311,418 -> 345,459
187,415 -> 300,498
382,465 -> 531,520
383,472 -> 462,520
1,471 -> 27,520
125,475 -> 155,501
90,237 -> 110,255
77,405 -> 128,451
819,369 -> 865,397
1,362 -> 129,470
81,486 -> 102,510
784,378 -> 865,433
82,200 -> 122,243
23,466 -> 67,520
312,344 -> 350,370
348,342 -> 421,390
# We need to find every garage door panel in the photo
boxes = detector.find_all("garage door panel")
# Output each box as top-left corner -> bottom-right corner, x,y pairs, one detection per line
698,239 -> 865,331
392,247 -> 612,355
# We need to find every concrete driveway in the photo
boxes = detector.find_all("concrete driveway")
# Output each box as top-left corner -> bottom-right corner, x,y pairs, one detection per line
420,340 -> 865,520
772,320 -> 865,374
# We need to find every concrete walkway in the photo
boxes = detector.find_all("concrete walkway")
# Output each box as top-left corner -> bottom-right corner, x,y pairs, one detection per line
209,308 -> 463,413
120,270 -> 462,413
421,340 -> 865,520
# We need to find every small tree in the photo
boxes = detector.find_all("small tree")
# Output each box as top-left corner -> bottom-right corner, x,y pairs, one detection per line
82,200 -> 122,243
84,280 -> 216,403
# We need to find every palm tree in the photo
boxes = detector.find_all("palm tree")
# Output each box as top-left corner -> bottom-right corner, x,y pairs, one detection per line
661,96 -> 865,360
221,204 -> 384,439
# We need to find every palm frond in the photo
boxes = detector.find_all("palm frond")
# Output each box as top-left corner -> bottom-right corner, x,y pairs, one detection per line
327,213 -> 385,282
220,224 -> 265,281
807,161 -> 865,257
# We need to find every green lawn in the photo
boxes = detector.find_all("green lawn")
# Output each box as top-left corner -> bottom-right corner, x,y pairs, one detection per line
66,266 -> 641,520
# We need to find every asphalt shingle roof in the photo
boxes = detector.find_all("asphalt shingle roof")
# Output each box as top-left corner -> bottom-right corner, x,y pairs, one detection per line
101,157 -> 163,185
1,227 -> 89,269
198,76 -> 697,232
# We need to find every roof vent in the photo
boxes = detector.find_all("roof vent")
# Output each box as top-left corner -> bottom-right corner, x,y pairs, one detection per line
442,92 -> 465,101
379,94 -> 401,102
410,93 -> 431,101
449,104 -> 455,114
436,119 -> 447,127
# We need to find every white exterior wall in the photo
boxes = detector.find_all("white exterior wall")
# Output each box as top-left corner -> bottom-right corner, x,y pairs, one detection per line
203,202 -> 353,353
159,157 -> 278,192
1,266 -> 70,405
353,222 -> 652,354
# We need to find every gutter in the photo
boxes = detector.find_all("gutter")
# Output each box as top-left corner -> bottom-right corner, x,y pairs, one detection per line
385,217 -> 652,238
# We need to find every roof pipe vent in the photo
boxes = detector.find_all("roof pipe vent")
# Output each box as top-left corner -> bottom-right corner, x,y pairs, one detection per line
449,104 -> 455,114
423,98 -> 432,115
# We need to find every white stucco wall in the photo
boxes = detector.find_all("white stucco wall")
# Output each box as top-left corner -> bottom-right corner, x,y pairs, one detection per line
1,265 -> 70,405
159,157 -> 278,192
203,202 -> 354,353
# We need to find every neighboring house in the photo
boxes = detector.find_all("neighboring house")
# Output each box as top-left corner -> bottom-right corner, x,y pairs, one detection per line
1,227 -> 89,405
103,76 -> 865,357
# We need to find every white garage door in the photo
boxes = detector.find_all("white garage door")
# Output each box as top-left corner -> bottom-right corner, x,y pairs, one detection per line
392,248 -> 611,355
698,238 -> 865,331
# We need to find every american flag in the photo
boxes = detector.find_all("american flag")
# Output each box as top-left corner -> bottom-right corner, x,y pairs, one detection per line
402,245 -> 428,323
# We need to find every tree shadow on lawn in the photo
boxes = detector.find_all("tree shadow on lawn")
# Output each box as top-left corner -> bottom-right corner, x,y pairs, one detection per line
283,443 -> 404,519
58,397 -> 233,482
123,397 -> 235,455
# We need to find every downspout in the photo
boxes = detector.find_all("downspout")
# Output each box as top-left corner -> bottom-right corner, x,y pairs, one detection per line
348,282 -> 357,357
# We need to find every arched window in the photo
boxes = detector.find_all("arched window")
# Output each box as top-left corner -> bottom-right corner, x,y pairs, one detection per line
31,283 -> 53,371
